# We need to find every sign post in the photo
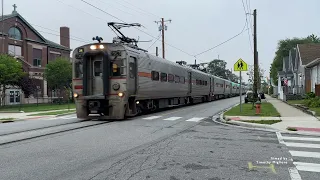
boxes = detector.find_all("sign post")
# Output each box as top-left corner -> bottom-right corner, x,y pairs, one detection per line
234,58 -> 248,112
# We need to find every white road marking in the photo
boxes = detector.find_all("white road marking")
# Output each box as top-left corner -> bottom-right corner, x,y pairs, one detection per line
142,116 -> 162,120
285,142 -> 320,149
288,167 -> 302,180
293,162 -> 320,172
289,150 -> 320,158
185,117 -> 205,122
282,136 -> 320,142
163,117 -> 182,121
276,132 -> 285,144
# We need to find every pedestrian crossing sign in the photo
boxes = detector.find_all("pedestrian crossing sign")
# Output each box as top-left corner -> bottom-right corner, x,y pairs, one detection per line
234,58 -> 248,71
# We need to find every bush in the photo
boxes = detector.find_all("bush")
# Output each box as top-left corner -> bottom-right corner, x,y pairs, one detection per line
305,92 -> 316,99
304,96 -> 320,108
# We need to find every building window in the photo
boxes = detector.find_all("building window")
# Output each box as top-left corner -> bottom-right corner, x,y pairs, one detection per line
8,27 -> 22,40
8,45 -> 22,56
33,48 -> 42,67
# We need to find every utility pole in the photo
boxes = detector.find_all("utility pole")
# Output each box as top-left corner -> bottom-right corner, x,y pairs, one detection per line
154,18 -> 171,59
253,9 -> 258,99
2,0 -> 4,54
156,47 -> 158,56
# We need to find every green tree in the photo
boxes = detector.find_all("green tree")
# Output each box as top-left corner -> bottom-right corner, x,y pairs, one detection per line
44,57 -> 72,94
0,54 -> 25,105
270,34 -> 320,85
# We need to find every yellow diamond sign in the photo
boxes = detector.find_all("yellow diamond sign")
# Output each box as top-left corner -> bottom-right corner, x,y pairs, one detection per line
234,58 -> 248,71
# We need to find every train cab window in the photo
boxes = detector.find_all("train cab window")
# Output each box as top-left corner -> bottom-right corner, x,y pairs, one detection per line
161,72 -> 167,82
111,60 -> 124,76
205,81 -> 207,86
168,74 -> 174,82
129,62 -> 135,78
180,76 -> 185,84
175,75 -> 180,83
151,71 -> 159,81
75,60 -> 83,78
93,60 -> 102,76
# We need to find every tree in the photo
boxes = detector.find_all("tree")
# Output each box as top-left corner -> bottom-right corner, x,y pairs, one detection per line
247,65 -> 264,87
15,74 -> 37,98
270,34 -> 320,85
207,59 -> 239,82
44,57 -> 72,94
0,54 -> 25,105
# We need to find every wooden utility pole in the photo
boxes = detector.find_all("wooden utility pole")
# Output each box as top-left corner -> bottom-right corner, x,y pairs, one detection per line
154,18 -> 171,59
253,9 -> 258,99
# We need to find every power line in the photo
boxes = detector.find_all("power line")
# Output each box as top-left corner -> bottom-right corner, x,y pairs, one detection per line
119,0 -> 161,18
242,0 -> 253,53
147,33 -> 161,50
79,0 -> 194,57
194,20 -> 248,57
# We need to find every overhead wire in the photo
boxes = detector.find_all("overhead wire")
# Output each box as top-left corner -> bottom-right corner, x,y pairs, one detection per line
242,0 -> 253,53
147,33 -> 161,50
79,0 -> 195,57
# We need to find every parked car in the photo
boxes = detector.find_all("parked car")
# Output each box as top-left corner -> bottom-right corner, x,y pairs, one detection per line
245,90 -> 261,103
259,92 -> 265,99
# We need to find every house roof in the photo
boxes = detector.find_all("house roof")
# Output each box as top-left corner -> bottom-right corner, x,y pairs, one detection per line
284,56 -> 289,71
289,48 -> 296,70
0,12 -> 71,51
297,43 -> 320,65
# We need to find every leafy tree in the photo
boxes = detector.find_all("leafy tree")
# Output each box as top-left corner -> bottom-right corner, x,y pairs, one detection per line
15,74 -> 37,98
247,65 -> 264,88
44,57 -> 72,94
0,54 -> 25,105
207,59 -> 228,79
270,34 -> 320,85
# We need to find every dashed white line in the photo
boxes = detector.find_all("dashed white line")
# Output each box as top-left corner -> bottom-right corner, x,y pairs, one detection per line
285,142 -> 320,149
288,167 -> 302,180
142,116 -> 162,120
185,117 -> 205,122
163,117 -> 182,121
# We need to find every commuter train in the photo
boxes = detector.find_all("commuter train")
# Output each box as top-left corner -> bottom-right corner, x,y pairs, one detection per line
72,41 -> 248,120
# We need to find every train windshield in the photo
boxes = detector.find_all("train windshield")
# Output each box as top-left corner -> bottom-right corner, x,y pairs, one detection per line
74,60 -> 83,78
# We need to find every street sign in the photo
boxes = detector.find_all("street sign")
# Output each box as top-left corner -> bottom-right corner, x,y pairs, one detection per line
234,58 -> 248,71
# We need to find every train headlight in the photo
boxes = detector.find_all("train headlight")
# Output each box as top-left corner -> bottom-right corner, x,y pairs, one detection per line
118,92 -> 124,97
90,45 -> 97,50
73,93 -> 79,98
99,45 -> 104,49
112,83 -> 120,91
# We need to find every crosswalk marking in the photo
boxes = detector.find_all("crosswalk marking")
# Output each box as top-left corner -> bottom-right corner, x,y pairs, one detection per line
282,136 -> 320,142
285,142 -> 320,149
142,116 -> 162,120
293,162 -> 320,172
276,132 -> 320,176
289,150 -> 320,158
186,117 -> 205,122
163,117 -> 182,121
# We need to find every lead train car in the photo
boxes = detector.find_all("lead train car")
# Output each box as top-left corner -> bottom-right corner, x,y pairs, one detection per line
72,42 -> 247,120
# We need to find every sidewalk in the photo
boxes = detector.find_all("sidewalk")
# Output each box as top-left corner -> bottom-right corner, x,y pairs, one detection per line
222,95 -> 320,134
0,109 -> 76,121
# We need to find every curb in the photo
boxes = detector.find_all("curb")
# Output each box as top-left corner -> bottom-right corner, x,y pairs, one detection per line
0,111 -> 25,113
283,100 -> 316,116
213,104 -> 320,136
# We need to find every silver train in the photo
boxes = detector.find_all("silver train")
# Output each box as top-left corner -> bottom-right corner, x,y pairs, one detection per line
72,42 -> 248,120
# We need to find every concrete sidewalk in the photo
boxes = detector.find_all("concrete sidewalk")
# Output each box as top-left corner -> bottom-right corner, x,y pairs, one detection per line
0,109 -> 76,120
266,95 -> 320,133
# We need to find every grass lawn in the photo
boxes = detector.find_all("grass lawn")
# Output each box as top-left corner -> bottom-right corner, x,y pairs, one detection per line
224,102 -> 280,117
29,110 -> 76,116
241,120 -> 282,124
0,118 -> 15,121
309,108 -> 320,116
287,99 -> 305,105
0,103 -> 76,113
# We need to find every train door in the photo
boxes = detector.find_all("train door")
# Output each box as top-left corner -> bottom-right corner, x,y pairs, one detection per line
92,58 -> 103,94
188,72 -> 192,94
209,77 -> 212,93
128,56 -> 138,95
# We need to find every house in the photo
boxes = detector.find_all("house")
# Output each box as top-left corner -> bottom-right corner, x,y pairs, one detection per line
277,56 -> 294,99
293,43 -> 320,94
0,4 -> 72,105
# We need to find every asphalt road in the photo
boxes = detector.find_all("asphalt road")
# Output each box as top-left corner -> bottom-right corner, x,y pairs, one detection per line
0,97 -> 310,180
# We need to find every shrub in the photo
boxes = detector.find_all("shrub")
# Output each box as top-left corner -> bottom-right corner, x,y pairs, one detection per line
304,96 -> 320,108
305,92 -> 315,99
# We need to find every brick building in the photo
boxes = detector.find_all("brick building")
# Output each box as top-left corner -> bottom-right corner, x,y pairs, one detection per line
0,5 -> 72,105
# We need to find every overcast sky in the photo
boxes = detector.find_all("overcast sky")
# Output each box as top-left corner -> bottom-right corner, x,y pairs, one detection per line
4,0 -> 320,82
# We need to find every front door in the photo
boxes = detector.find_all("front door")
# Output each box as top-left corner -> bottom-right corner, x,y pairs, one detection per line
188,72 -> 192,94
128,56 -> 138,95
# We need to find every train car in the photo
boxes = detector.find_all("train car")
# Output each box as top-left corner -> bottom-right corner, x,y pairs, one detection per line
72,40 -> 247,120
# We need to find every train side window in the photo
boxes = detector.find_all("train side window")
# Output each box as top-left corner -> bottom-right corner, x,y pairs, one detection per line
151,71 -> 159,81
161,72 -> 167,82
129,62 -> 135,78
205,81 -> 207,86
180,76 -> 185,84
168,74 -> 174,82
175,75 -> 180,83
